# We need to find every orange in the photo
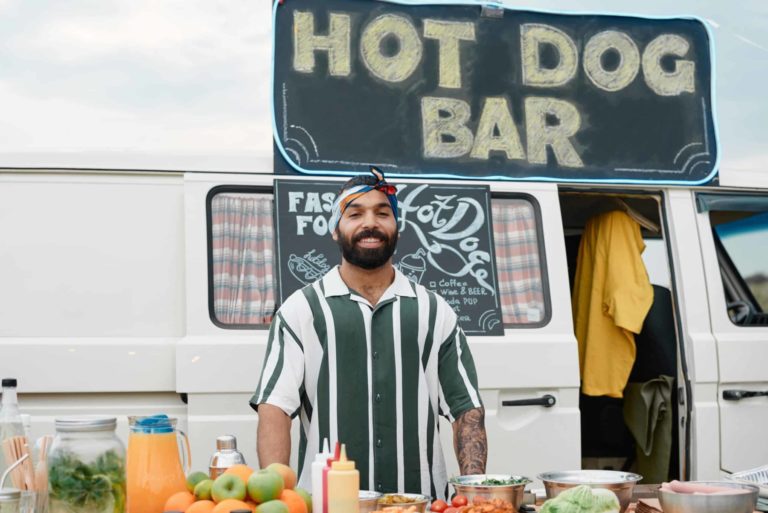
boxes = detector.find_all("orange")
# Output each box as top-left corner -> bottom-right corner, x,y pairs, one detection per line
163,490 -> 196,512
213,499 -> 254,513
266,463 -> 297,490
280,489 -> 308,513
224,464 -> 255,485
294,488 -> 312,513
187,500 -> 216,513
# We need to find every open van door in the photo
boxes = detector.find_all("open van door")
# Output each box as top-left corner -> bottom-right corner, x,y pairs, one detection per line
696,193 -> 768,473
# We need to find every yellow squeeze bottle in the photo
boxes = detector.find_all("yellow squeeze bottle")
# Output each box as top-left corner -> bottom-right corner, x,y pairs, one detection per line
326,444 -> 360,513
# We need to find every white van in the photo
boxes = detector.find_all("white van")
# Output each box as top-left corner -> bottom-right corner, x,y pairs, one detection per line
1,0 -> 767,486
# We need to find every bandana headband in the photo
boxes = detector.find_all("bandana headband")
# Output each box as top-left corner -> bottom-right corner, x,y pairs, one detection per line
329,167 -> 398,233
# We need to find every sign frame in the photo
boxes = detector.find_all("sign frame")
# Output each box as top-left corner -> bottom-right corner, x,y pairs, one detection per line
271,0 -> 720,186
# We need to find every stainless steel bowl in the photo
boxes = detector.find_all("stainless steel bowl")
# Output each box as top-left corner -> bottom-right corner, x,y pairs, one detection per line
449,474 -> 531,511
360,491 -> 383,513
378,492 -> 430,512
538,470 -> 642,513
658,481 -> 758,513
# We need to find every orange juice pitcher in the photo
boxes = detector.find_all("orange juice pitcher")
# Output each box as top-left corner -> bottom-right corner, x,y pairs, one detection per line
126,415 -> 191,513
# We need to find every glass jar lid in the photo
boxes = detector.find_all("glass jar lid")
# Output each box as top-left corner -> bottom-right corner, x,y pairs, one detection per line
0,488 -> 21,501
55,417 -> 117,432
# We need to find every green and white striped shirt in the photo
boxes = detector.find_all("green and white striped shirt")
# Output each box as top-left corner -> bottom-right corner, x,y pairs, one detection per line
251,266 -> 482,499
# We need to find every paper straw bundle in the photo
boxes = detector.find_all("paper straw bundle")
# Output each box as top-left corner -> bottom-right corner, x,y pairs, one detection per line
1,435 -> 34,490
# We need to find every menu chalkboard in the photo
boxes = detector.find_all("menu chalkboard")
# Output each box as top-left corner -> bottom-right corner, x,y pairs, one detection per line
272,0 -> 717,184
274,179 -> 503,336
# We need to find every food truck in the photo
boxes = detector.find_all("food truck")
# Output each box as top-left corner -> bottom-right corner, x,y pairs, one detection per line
0,0 -> 767,489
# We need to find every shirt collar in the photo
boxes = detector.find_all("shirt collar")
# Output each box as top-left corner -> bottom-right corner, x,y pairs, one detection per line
322,265 -> 417,299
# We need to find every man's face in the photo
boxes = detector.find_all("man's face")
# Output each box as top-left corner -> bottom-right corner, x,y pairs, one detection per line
332,189 -> 398,270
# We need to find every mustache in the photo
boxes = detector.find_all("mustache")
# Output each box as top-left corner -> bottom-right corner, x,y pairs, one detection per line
353,229 -> 388,244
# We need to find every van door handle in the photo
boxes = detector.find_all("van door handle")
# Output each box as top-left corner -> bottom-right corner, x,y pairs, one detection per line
723,389 -> 768,401
502,394 -> 556,408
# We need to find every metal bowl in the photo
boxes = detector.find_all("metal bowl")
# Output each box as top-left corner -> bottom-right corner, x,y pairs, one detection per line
658,481 -> 758,513
449,474 -> 531,510
538,470 -> 642,513
378,492 -> 430,512
360,491 -> 383,513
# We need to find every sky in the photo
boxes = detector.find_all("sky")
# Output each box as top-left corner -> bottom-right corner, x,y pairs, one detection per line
0,0 -> 273,170
0,0 -> 766,180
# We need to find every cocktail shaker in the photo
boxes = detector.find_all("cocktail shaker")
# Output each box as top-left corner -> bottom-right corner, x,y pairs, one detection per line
209,435 -> 246,479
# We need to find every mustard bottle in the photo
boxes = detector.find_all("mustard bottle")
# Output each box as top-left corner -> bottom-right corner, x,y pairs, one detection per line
326,444 -> 359,513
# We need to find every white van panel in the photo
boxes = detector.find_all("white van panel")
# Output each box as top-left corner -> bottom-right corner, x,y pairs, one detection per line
1,338 -> 176,393
0,173 -> 185,393
694,199 -> 768,472
690,383 -> 720,481
718,381 -> 768,472
440,389 -> 580,482
665,190 -> 720,479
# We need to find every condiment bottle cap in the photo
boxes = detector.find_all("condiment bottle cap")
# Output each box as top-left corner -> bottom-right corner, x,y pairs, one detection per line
315,437 -> 332,462
331,444 -> 356,471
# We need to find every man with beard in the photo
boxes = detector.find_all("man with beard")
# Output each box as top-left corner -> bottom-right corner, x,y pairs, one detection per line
252,168 -> 486,499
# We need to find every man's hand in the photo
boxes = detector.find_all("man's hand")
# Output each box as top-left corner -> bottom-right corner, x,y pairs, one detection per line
453,407 -> 487,475
256,403 -> 292,467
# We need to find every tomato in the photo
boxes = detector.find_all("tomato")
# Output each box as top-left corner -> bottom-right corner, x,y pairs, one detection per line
430,499 -> 448,513
451,495 -> 468,508
443,508 -> 459,513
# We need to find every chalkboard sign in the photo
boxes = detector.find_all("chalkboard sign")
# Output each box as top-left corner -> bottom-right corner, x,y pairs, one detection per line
274,179 -> 504,336
272,0 -> 717,185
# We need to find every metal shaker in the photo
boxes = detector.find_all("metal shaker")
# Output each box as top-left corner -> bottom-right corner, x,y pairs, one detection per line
208,435 -> 246,479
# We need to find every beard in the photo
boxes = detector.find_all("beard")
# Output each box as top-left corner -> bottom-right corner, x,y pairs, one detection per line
336,227 -> 398,270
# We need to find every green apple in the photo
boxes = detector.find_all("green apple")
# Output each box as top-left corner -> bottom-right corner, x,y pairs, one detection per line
256,500 -> 290,513
212,473 -> 248,502
295,487 -> 312,513
186,471 -> 209,493
247,468 -> 284,503
194,479 -> 214,500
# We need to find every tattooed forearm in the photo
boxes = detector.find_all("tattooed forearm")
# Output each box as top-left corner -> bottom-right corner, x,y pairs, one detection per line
453,407 -> 487,475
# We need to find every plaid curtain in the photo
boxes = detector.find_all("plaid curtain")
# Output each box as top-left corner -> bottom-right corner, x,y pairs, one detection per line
492,198 -> 546,325
211,193 -> 275,325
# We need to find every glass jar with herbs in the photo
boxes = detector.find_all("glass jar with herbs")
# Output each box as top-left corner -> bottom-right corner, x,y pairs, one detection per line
0,488 -> 21,513
47,418 -> 125,513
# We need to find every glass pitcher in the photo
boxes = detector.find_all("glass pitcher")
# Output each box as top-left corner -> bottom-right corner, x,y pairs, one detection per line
126,415 -> 190,513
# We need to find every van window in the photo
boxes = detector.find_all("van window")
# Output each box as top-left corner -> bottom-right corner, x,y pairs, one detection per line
492,197 -> 548,326
210,192 -> 275,327
710,210 -> 768,325
208,191 -> 548,329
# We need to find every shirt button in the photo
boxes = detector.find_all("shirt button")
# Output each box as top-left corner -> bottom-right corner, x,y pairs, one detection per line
373,351 -> 379,360
375,393 -> 382,403
377,482 -> 383,491
376,439 -> 382,448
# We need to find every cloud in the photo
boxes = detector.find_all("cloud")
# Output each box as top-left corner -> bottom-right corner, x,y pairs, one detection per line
0,0 -> 273,164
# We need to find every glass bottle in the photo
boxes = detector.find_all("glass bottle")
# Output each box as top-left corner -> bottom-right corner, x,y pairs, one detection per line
48,417 -> 126,513
0,379 -> 25,479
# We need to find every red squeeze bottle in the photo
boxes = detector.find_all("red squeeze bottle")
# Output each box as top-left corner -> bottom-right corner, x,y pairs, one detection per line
323,442 -> 342,513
